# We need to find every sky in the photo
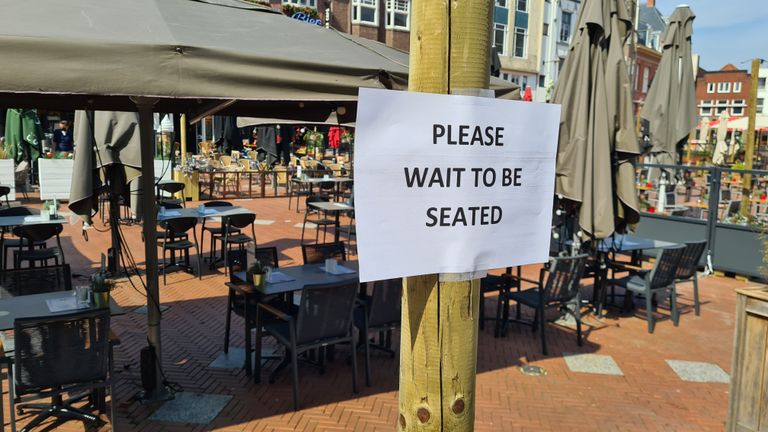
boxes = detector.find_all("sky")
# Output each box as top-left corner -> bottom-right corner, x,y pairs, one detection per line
655,0 -> 768,71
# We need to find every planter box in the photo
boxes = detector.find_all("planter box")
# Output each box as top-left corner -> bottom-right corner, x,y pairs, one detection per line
0,159 -> 16,201
38,159 -> 74,200
728,287 -> 768,431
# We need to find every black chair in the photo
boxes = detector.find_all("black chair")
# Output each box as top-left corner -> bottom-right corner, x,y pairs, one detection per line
300,194 -> 336,244
200,201 -> 241,263
223,247 -> 282,370
0,185 -> 11,207
160,217 -> 201,284
301,242 -> 346,265
157,180 -> 186,207
608,245 -> 686,333
12,224 -> 66,273
674,240 -> 707,316
355,279 -> 401,386
496,255 -> 588,355
479,273 -> 511,337
217,213 -> 257,276
9,309 -> 114,431
0,207 -> 47,272
288,177 -> 311,213
255,280 -> 362,410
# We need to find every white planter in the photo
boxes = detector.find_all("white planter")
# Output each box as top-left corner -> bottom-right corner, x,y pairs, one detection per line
0,159 -> 16,201
38,159 -> 74,200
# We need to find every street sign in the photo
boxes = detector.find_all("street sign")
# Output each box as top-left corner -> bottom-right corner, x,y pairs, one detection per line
354,88 -> 561,282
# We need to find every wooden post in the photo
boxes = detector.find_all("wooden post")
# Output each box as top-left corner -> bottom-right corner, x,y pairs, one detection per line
398,1 -> 491,431
180,114 -> 187,165
740,59 -> 760,217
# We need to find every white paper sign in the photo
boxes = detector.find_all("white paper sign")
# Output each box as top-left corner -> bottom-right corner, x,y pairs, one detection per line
354,88 -> 561,282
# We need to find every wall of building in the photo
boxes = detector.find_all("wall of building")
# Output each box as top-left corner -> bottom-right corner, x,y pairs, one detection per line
633,45 -> 661,115
757,67 -> 768,115
695,65 -> 750,118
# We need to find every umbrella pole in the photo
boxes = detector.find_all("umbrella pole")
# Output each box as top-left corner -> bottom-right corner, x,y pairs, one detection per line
134,97 -> 172,403
740,58 -> 761,218
398,1 -> 490,431
107,166 -> 122,275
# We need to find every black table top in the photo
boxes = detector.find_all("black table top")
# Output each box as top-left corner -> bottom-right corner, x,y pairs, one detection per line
232,261 -> 359,296
0,290 -> 125,331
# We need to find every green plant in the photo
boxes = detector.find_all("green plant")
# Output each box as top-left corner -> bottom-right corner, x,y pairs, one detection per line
248,260 -> 268,275
0,146 -> 8,159
303,129 -> 325,151
90,272 -> 116,293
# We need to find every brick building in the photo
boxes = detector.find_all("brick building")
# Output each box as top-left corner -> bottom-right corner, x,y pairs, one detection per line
632,5 -> 664,117
267,0 -> 412,52
695,64 -> 750,118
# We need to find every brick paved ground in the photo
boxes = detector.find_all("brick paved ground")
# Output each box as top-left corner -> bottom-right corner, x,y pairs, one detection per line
1,195 -> 755,431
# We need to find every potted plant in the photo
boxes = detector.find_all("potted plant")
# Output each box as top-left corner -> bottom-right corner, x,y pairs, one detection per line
90,272 -> 115,308
246,260 -> 268,287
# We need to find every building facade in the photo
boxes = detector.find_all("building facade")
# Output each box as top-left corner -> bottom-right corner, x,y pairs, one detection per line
269,0 -> 412,51
757,66 -> 768,115
493,0 -> 546,99
695,64 -> 750,118
536,0 -> 580,102
631,5 -> 664,117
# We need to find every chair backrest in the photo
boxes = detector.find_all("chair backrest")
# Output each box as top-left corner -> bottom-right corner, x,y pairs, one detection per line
541,254 -> 588,304
13,223 -> 63,242
204,201 -> 234,208
226,213 -> 256,229
0,185 -> 10,198
674,240 -> 707,280
3,263 -> 72,294
254,246 -> 279,269
14,309 -> 110,396
302,242 -> 346,264
367,279 -> 402,328
227,249 -> 248,283
649,244 -> 687,288
164,217 -> 197,235
665,190 -> 677,207
295,280 -> 359,345
219,155 -> 232,167
306,194 -> 329,207
159,181 -> 185,194
726,200 -> 740,217
0,206 -> 34,217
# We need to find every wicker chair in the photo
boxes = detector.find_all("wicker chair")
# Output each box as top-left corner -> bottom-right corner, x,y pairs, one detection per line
496,255 -> 588,355
160,216 -> 201,284
255,280 -> 362,410
674,240 -> 708,316
354,279 -> 401,386
301,242 -> 346,265
609,245 -> 686,333
9,309 -> 114,431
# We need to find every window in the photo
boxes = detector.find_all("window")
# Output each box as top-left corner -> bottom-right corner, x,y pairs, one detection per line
700,107 -> 712,116
716,100 -> 728,106
516,0 -> 527,12
717,82 -> 731,93
732,106 -> 744,115
386,0 -> 409,29
495,0 -> 507,6
733,82 -> 742,93
542,23 -> 549,36
761,78 -> 768,89
733,99 -> 745,106
706,83 -> 715,93
494,23 -> 508,55
642,67 -> 649,93
283,0 -> 317,8
560,12 -> 572,42
758,98 -> 765,113
717,106 -> 727,114
538,75 -> 546,87
352,0 -> 378,25
700,100 -> 713,107
514,27 -> 527,58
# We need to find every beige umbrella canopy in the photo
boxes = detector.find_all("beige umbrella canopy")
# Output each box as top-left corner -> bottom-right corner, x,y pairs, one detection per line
712,112 -> 730,165
641,6 -> 696,169
69,111 -> 143,225
552,0 -> 640,239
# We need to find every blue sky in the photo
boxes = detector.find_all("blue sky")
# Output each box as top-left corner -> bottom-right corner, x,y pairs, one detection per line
655,0 -> 768,70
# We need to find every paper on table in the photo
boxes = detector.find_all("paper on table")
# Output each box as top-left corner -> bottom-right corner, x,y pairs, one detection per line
198,208 -> 218,215
320,265 -> 357,275
267,271 -> 295,283
46,297 -> 87,313
162,210 -> 182,217
23,216 -> 45,223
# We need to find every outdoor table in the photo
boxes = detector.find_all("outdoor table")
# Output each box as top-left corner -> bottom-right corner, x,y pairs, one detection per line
307,201 -> 353,242
0,214 -> 67,228
157,205 -> 253,222
292,176 -> 352,197
0,290 -> 125,332
230,260 -> 359,374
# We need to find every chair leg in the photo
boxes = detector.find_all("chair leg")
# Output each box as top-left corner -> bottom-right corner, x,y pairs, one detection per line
224,291 -> 233,353
290,348 -> 300,410
645,289 -> 655,333
693,275 -> 701,316
573,300 -> 583,347
494,292 -> 503,338
350,337 -> 359,394
538,305 -> 548,356
162,245 -> 167,285
364,332 -> 371,387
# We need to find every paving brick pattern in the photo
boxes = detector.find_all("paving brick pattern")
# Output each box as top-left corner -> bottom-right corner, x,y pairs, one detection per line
1,196 -> 753,431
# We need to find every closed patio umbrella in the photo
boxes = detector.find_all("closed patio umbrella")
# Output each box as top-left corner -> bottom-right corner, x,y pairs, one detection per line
4,108 -> 42,163
712,111 -> 729,165
552,0 -> 640,239
641,6 -> 696,176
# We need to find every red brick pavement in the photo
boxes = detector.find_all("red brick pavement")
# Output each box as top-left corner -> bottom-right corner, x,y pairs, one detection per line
1,196 -> 753,431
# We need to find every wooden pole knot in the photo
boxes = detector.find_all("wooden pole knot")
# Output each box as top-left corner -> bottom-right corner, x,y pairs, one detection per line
399,413 -> 407,429
451,397 -> 466,415
416,407 -> 431,424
